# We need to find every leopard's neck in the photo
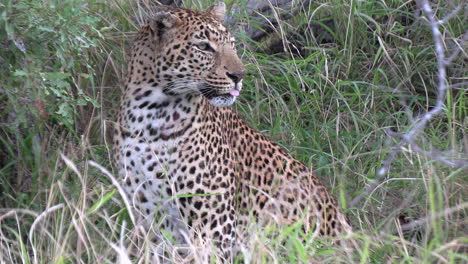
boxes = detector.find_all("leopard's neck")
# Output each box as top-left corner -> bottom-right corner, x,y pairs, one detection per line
120,83 -> 211,141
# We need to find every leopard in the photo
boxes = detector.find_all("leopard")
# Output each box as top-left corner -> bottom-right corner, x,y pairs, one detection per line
113,2 -> 352,261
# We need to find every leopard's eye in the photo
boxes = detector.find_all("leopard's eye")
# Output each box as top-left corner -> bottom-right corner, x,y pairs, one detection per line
195,42 -> 215,52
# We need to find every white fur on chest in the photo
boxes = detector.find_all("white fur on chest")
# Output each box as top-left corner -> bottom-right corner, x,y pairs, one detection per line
119,91 -> 200,178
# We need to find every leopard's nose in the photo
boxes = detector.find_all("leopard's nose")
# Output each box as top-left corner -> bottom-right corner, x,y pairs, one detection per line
226,71 -> 246,83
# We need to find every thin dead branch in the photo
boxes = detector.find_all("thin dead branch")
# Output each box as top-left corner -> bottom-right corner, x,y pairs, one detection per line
380,0 -> 468,171
349,1 -> 468,208
395,202 -> 468,234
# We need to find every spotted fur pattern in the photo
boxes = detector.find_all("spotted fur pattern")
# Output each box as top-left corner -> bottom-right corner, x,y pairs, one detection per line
113,3 -> 351,261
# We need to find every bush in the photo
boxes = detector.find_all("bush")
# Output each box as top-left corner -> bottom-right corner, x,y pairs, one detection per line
0,0 -> 102,129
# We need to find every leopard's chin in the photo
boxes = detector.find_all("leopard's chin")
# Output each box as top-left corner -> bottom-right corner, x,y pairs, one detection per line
208,94 -> 237,107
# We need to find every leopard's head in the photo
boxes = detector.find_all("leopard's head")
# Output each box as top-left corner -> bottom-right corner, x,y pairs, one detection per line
133,3 -> 246,107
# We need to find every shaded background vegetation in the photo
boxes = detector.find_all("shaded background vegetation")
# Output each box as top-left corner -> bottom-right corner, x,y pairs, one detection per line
0,0 -> 466,263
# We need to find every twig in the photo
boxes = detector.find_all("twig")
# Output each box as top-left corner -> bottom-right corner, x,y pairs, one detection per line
437,6 -> 461,25
349,140 -> 404,207
395,202 -> 468,234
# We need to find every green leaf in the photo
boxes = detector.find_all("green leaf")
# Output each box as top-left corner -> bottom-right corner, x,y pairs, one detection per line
161,229 -> 176,244
56,102 -> 74,125
13,70 -> 28,76
49,86 -> 68,97
86,189 -> 116,215
44,72 -> 71,80
75,98 -> 88,106
37,26 -> 55,33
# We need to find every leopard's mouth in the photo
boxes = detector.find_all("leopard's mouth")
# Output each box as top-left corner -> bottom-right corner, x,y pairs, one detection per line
200,87 -> 239,99
216,93 -> 235,100
215,89 -> 240,98
199,83 -> 241,106
199,88 -> 238,107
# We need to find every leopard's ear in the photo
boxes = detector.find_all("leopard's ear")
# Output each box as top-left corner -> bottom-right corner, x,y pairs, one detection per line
149,11 -> 181,37
207,2 -> 226,22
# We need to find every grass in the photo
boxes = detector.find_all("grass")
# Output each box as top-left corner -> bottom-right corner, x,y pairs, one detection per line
1,0 -> 467,263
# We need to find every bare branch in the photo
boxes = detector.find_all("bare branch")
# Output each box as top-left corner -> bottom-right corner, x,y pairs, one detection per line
378,0 -> 468,171
349,140 -> 404,208
447,81 -> 468,90
403,137 -> 467,168
351,1 -> 468,207
437,6 -> 461,25
395,202 -> 468,234
445,31 -> 468,65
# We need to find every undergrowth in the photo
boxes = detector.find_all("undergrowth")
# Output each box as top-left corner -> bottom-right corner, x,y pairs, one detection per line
0,0 -> 466,263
